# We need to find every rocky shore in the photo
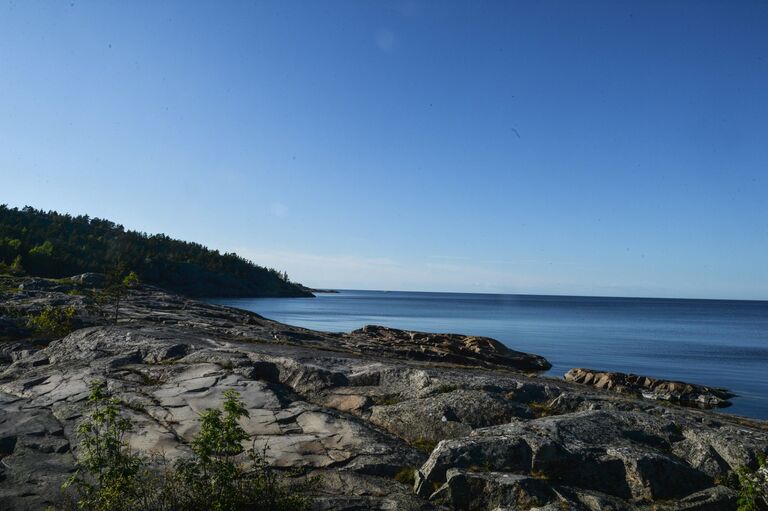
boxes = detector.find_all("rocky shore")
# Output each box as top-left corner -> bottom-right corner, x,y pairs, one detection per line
0,275 -> 766,510
564,368 -> 736,408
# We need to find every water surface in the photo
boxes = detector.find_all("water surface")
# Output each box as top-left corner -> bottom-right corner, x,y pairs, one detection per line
210,290 -> 768,419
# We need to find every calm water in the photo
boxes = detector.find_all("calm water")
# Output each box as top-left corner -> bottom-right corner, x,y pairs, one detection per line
210,290 -> 768,419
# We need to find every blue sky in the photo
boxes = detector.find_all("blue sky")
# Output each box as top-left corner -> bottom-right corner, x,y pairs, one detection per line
2,1 -> 767,299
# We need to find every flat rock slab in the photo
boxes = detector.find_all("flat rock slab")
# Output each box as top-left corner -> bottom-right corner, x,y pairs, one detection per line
0,393 -> 75,511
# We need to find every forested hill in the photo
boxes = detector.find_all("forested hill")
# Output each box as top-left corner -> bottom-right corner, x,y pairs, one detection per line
0,205 -> 313,298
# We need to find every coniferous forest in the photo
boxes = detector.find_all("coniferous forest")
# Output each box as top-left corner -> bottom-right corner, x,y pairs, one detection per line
0,205 -> 312,298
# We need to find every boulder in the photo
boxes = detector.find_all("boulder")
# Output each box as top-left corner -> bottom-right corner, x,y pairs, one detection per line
370,388 -> 533,446
414,409 -> 760,508
0,393 -> 75,511
67,272 -> 107,288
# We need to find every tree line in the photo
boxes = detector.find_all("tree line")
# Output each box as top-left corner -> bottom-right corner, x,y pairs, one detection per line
0,205 -> 310,298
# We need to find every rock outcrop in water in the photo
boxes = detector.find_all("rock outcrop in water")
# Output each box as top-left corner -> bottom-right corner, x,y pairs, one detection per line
0,275 -> 766,510
352,325 -> 552,371
564,367 -> 736,408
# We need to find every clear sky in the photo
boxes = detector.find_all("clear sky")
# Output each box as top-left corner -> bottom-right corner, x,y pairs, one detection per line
2,1 -> 767,299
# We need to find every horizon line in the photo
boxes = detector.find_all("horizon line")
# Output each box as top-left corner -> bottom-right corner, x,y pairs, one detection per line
307,287 -> 768,304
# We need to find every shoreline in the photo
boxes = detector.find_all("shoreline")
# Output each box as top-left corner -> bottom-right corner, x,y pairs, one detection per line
1,276 -> 767,510
209,290 -> 768,420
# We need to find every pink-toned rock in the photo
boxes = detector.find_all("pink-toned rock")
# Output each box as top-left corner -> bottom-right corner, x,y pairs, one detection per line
564,368 -> 734,408
351,325 -> 551,372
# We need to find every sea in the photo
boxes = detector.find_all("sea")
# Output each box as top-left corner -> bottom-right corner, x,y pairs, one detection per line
209,290 -> 768,420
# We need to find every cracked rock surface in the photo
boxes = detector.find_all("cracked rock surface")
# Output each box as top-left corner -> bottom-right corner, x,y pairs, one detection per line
0,276 -> 766,510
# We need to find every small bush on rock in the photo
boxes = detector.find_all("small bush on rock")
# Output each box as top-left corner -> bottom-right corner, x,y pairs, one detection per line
171,389 -> 311,511
730,456 -> 768,511
26,305 -> 76,338
60,382 -> 312,511
95,265 -> 140,324
62,382 -> 143,511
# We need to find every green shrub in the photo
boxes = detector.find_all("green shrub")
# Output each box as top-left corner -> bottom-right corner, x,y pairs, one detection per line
60,382 -> 312,511
91,265 -> 142,324
730,455 -> 768,511
29,240 -> 54,257
175,389 -> 312,510
62,382 -> 144,511
26,305 -> 76,338
10,255 -> 24,275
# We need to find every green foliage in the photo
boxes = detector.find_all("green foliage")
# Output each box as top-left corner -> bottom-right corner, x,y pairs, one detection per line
63,382 -> 144,511
60,383 -> 312,511
172,389 -> 311,511
730,456 -> 768,511
26,305 -> 76,338
0,205 -> 310,297
29,240 -> 55,257
0,238 -> 22,273
95,263 -> 138,324
175,389 -> 252,506
122,271 -> 140,288
10,254 -> 24,274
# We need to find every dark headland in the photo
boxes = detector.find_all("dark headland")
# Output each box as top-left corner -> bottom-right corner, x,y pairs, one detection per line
0,205 -> 313,298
